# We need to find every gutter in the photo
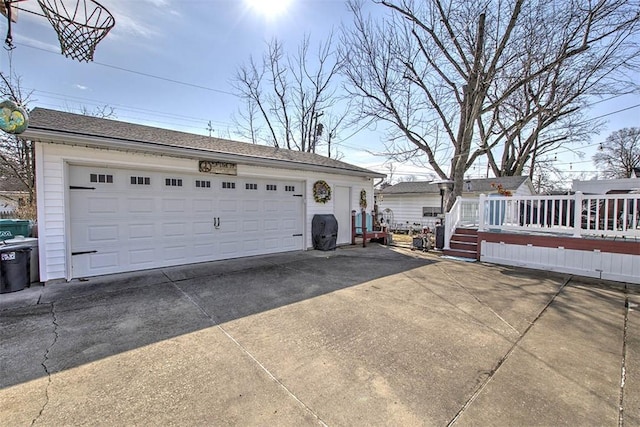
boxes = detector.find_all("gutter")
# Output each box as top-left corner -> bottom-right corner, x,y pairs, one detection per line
24,127 -> 386,180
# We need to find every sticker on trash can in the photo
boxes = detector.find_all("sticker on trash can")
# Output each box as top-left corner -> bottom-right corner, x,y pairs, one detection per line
0,231 -> 11,238
1,251 -> 15,261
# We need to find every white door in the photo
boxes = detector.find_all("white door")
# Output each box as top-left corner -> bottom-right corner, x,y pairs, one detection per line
334,186 -> 352,245
68,165 -> 304,278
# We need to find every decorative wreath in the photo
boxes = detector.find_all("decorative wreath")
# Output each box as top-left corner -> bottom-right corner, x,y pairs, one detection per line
359,189 -> 367,209
313,180 -> 332,203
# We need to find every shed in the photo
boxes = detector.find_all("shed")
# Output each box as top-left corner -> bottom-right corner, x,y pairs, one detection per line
377,176 -> 534,227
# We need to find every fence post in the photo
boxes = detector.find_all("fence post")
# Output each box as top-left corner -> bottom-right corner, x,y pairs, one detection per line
573,191 -> 583,237
478,193 -> 486,231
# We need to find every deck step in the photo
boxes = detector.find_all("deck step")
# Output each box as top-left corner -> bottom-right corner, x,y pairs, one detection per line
446,227 -> 479,259
451,233 -> 477,243
442,248 -> 478,259
454,228 -> 479,236
449,240 -> 477,251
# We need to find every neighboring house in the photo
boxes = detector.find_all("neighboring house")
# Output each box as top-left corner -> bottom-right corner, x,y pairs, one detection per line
0,174 -> 30,216
24,108 -> 384,282
572,177 -> 640,194
377,176 -> 534,227
632,167 -> 640,179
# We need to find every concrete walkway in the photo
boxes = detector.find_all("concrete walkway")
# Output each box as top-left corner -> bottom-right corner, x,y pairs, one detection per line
1,245 -> 637,426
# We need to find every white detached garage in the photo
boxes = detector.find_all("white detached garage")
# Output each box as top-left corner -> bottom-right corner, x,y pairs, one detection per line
25,108 -> 384,282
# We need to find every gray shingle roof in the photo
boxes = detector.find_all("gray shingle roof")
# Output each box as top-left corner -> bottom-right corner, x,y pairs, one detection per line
380,176 -> 530,194
25,108 -> 384,178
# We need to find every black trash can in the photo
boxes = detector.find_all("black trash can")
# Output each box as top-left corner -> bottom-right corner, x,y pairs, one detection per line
435,225 -> 445,250
0,245 -> 31,293
312,214 -> 338,251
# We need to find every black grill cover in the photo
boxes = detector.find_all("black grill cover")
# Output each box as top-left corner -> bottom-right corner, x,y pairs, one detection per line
312,214 -> 338,251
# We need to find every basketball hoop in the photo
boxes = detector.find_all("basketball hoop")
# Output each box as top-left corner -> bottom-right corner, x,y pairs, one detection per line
36,0 -> 115,62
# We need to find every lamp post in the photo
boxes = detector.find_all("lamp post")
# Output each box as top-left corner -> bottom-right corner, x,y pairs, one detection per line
433,180 -> 454,216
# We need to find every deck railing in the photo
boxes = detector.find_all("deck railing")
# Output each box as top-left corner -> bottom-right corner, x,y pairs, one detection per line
444,197 -> 480,249
445,192 -> 640,249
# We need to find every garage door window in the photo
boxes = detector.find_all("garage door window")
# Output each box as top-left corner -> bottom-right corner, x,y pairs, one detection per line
222,181 -> 236,189
195,180 -> 211,188
131,176 -> 151,185
245,183 -> 257,190
285,185 -> 295,192
266,184 -> 277,191
165,178 -> 183,187
90,173 -> 113,183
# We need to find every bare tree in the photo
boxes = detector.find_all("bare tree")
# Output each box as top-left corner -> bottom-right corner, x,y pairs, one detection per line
232,33 -> 348,154
340,0 -> 640,208
593,127 -> 640,179
0,72 -> 36,218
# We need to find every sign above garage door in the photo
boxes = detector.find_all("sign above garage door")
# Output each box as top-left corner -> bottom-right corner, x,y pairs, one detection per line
198,160 -> 237,175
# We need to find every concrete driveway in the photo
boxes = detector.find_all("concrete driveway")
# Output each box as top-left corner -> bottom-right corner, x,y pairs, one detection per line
1,245 -> 638,426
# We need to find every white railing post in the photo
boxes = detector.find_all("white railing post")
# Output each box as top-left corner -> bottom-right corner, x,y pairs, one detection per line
478,193 -> 486,231
573,191 -> 583,237
444,196 -> 462,250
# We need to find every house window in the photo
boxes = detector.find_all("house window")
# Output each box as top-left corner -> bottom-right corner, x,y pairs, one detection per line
131,176 -> 151,185
90,173 -> 113,183
422,207 -> 442,217
165,178 -> 183,187
266,184 -> 277,191
195,180 -> 211,188
245,183 -> 257,190
222,181 -> 236,189
285,185 -> 295,192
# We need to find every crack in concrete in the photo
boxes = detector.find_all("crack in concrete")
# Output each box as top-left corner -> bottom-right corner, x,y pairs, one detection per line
447,275 -> 572,426
162,272 -> 328,427
31,302 -> 59,427
618,286 -> 630,427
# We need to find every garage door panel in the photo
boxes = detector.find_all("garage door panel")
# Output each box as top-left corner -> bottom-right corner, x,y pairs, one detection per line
128,198 -> 155,213
162,198 -> 187,213
88,251 -> 119,270
264,219 -> 279,231
129,249 -> 156,265
242,220 -> 259,232
70,165 -> 303,277
87,197 -> 119,214
193,221 -> 213,235
162,222 -> 187,237
164,245 -> 188,262
129,223 -> 155,239
87,225 -> 119,243
193,199 -> 214,213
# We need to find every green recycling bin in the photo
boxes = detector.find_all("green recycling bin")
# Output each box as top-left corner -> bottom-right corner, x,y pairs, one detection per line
0,219 -> 32,240
0,245 -> 31,293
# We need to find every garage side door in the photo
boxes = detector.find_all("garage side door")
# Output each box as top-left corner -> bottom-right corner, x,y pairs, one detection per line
68,166 -> 304,278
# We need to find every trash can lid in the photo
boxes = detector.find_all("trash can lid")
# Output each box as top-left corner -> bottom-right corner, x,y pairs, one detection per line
0,244 -> 32,252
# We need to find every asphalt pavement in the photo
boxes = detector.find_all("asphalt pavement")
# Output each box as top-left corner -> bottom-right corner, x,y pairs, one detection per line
1,245 -> 638,426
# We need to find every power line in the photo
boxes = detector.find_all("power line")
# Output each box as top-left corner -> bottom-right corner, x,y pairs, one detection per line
15,42 -> 237,96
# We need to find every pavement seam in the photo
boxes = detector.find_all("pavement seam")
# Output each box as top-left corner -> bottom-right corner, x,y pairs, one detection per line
619,285 -> 630,427
163,272 -> 328,427
446,275 -> 572,426
435,264 -> 520,334
30,302 -> 59,427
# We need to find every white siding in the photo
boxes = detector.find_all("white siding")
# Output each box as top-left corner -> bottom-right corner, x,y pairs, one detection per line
480,241 -> 640,284
378,194 -> 441,225
36,142 -> 373,281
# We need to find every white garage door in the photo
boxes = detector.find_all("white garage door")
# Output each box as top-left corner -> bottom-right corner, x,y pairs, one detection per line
69,165 -> 304,278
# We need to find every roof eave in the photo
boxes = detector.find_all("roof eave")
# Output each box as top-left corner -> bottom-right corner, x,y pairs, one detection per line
25,127 -> 385,179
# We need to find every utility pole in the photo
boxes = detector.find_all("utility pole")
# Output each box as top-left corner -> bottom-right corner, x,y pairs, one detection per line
312,111 -> 323,153
207,120 -> 214,138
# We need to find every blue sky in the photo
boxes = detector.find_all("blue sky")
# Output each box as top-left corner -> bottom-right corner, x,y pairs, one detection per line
2,0 -> 639,184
